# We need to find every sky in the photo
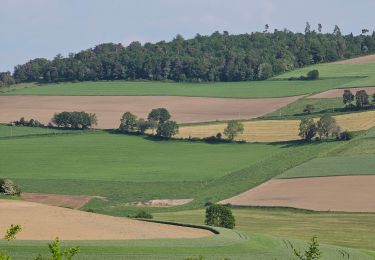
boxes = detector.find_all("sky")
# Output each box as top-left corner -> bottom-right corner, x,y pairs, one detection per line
1,0 -> 374,71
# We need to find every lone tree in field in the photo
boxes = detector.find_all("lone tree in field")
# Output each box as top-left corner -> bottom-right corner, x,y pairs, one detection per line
205,204 -> 235,229
147,108 -> 171,125
119,112 -> 137,132
299,117 -> 316,141
156,120 -> 179,138
303,104 -> 315,114
0,179 -> 21,196
307,69 -> 319,80
224,121 -> 244,141
343,89 -> 354,108
316,114 -> 339,140
355,90 -> 369,108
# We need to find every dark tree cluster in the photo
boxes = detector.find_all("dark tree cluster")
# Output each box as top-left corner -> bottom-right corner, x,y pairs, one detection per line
7,26 -> 375,84
343,89 -> 375,109
205,204 -> 235,229
0,72 -> 15,87
12,117 -> 44,127
52,111 -> 97,129
119,108 -> 179,138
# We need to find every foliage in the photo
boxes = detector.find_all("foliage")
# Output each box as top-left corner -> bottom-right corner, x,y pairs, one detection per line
339,131 -> 353,141
3,225 -> 21,241
205,204 -> 235,229
34,238 -> 80,260
293,236 -> 322,260
316,114 -> 339,139
119,112 -> 137,132
306,69 -> 319,80
52,111 -> 97,129
0,72 -> 15,87
13,117 -> 44,127
355,90 -> 370,108
0,251 -> 11,260
343,90 -> 354,107
9,28 -> 375,84
0,179 -> 21,196
156,121 -> 179,138
303,104 -> 315,114
134,210 -> 153,219
223,121 -> 244,141
298,118 -> 316,141
135,118 -> 150,134
147,108 -> 171,124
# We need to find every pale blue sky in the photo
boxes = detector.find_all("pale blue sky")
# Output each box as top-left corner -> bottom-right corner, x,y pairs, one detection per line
1,0 -> 374,71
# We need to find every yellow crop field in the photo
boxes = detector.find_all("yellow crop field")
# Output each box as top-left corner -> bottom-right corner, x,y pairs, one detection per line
178,111 -> 375,142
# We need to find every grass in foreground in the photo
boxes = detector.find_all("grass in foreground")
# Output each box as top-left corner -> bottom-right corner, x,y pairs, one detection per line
0,124 -> 79,138
0,77 -> 354,98
0,226 -> 370,260
154,207 -> 375,252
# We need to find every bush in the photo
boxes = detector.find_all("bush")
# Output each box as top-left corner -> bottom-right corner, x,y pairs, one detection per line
134,210 -> 153,219
339,131 -> 353,141
156,121 -> 179,138
13,117 -> 44,127
307,69 -> 319,80
0,179 -> 21,196
52,111 -> 97,129
205,204 -> 235,229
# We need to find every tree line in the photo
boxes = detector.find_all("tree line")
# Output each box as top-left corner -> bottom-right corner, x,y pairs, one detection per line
2,25 -> 375,86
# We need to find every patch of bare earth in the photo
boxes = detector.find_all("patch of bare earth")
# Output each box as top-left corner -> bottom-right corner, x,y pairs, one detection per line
21,192 -> 106,209
126,199 -> 193,207
220,176 -> 375,212
0,200 -> 213,240
332,54 -> 375,64
308,87 -> 375,99
0,95 -> 302,128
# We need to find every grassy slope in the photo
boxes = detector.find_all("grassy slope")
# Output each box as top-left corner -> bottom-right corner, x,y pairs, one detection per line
0,77 -> 354,98
154,208 -> 375,253
278,128 -> 375,179
276,63 -> 375,87
0,228 -> 368,260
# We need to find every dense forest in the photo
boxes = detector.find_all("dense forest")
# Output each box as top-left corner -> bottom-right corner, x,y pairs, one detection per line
2,25 -> 375,86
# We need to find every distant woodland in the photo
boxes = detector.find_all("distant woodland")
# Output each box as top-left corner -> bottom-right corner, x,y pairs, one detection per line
2,25 -> 375,86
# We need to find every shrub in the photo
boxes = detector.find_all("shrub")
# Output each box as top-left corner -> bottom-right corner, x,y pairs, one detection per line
303,104 -> 315,114
156,121 -> 179,138
0,179 -> 21,196
223,120 -> 244,141
134,210 -> 153,219
52,111 -> 97,129
13,117 -> 44,127
339,131 -> 353,141
205,204 -> 235,229
307,69 -> 319,80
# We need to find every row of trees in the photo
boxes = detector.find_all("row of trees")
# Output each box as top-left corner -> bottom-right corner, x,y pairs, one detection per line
4,26 -> 375,85
119,108 -> 179,138
299,115 -> 351,141
52,111 -> 97,129
343,89 -> 375,109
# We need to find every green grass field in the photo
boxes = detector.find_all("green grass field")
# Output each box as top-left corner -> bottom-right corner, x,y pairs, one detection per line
277,129 -> 375,179
0,77 -> 355,98
154,207 -> 375,253
276,63 -> 375,87
0,124 -> 80,138
1,228 -> 369,260
261,97 -> 345,119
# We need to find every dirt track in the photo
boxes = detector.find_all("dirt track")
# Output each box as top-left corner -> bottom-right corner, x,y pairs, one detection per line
308,87 -> 375,99
220,176 -> 375,212
332,54 -> 375,64
0,200 -> 213,240
0,95 -> 302,128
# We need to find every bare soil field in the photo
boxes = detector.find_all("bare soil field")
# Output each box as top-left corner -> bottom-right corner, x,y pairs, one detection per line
332,54 -> 375,64
178,110 -> 375,142
21,192 -> 106,209
126,199 -> 193,207
220,176 -> 375,212
0,200 -> 213,240
308,87 -> 375,99
0,95 -> 301,128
